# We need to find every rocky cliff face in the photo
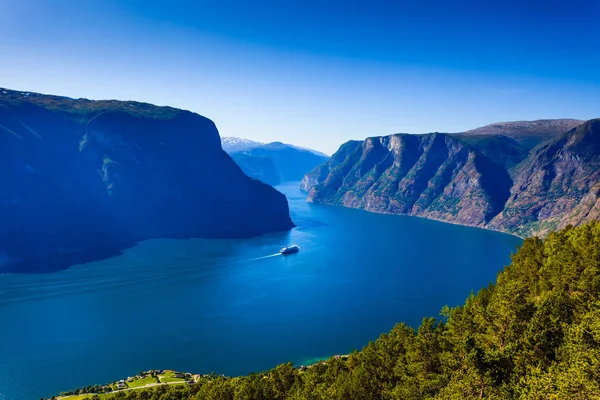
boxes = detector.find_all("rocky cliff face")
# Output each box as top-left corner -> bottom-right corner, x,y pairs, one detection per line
489,119 -> 600,236
0,88 -> 294,272
303,119 -> 599,237
303,134 -> 511,227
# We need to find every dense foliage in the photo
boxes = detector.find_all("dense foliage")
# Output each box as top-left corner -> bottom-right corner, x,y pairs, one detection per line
79,222 -> 600,399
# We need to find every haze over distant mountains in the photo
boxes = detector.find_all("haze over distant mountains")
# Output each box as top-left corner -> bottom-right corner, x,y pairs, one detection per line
0,88 -> 294,273
302,118 -> 598,236
221,137 -> 264,153
222,137 -> 329,186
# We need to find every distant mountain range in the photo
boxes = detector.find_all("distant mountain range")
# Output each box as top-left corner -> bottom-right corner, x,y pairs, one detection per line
222,137 -> 329,185
221,137 -> 264,153
0,88 -> 294,273
301,118 -> 598,237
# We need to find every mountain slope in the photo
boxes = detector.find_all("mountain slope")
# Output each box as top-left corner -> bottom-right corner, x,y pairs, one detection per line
228,141 -> 329,184
458,119 -> 584,150
454,119 -> 585,171
303,119 -> 599,236
0,88 -> 294,273
221,137 -> 263,153
230,153 -> 280,186
489,119 -> 600,236
241,142 -> 329,181
303,133 -> 511,227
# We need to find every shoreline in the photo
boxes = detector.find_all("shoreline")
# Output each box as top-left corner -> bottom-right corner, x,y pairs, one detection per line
306,199 -> 527,241
50,369 -> 202,400
51,356 -> 353,399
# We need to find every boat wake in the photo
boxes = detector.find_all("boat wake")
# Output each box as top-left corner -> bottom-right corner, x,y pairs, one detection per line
246,253 -> 282,262
0,252 -> 286,305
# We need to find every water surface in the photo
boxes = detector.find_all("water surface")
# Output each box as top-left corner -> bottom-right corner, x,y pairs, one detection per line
0,182 -> 522,399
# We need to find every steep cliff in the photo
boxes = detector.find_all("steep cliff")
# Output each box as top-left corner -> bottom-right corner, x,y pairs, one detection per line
489,119 -> 600,236
230,153 -> 280,186
303,119 -> 599,237
0,88 -> 294,272
303,134 -> 511,227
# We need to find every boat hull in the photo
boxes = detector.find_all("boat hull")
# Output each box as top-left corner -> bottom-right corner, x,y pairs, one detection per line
280,248 -> 299,255
280,245 -> 299,255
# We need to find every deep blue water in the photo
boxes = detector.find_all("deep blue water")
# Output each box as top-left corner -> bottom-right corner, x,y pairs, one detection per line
0,182 -> 522,400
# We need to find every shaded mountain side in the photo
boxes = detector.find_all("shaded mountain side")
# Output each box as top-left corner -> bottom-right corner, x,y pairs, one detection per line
303,133 -> 512,227
230,153 -> 280,186
489,119 -> 600,236
454,134 -> 531,171
231,141 -> 329,183
0,88 -> 294,273
303,118 -> 600,236
454,119 -> 585,172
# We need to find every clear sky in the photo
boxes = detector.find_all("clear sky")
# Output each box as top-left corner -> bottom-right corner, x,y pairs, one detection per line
1,0 -> 599,154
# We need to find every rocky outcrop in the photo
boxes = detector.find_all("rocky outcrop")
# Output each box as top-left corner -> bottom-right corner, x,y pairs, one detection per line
489,119 -> 600,236
303,134 -> 511,227
0,88 -> 294,272
303,119 -> 600,237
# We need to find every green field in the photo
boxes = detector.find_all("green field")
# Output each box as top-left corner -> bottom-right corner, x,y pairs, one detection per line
56,371 -> 190,400
125,376 -> 157,388
59,394 -> 111,400
158,370 -> 186,383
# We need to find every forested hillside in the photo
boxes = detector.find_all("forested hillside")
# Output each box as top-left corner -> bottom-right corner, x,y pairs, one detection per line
71,221 -> 600,399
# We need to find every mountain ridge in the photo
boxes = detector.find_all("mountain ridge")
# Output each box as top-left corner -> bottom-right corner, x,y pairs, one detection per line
223,138 -> 329,185
302,118 -> 599,236
221,136 -> 329,158
221,137 -> 264,153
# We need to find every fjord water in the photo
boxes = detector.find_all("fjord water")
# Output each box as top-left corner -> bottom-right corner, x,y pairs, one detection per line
0,182 -> 522,400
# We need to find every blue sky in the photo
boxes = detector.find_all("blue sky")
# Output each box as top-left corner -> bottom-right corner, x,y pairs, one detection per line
1,0 -> 599,154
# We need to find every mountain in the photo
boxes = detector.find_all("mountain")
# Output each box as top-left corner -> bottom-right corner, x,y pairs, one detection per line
240,142 -> 329,182
230,153 -> 280,186
223,139 -> 329,185
301,133 -> 512,227
285,143 -> 330,158
221,136 -> 329,158
221,137 -> 263,153
455,119 -> 585,170
0,88 -> 294,273
489,119 -> 600,236
302,118 -> 599,236
458,118 -> 584,149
